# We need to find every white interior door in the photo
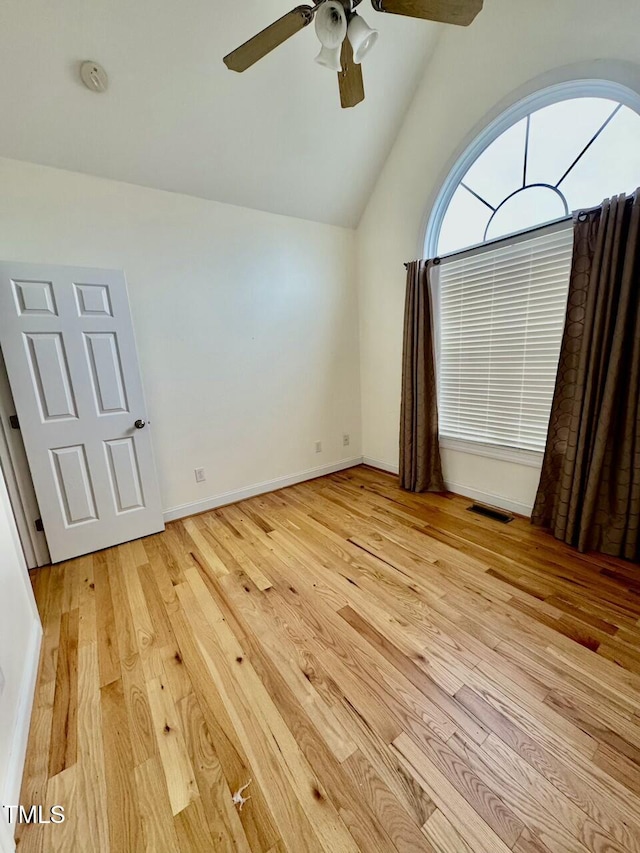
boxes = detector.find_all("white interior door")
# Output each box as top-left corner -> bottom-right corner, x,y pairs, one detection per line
0,262 -> 164,563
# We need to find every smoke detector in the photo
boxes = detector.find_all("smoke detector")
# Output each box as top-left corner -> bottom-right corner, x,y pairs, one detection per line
80,61 -> 108,93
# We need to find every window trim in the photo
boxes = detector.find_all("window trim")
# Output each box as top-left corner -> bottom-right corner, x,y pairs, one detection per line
424,79 -> 640,258
439,436 -> 543,468
430,217 -> 574,464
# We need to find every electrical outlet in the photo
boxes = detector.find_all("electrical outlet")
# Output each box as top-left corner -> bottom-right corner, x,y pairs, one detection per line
315,441 -> 322,453
194,467 -> 206,483
343,433 -> 350,447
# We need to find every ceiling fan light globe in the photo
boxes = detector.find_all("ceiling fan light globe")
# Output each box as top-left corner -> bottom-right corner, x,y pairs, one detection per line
314,45 -> 342,72
314,0 -> 348,49
347,14 -> 378,63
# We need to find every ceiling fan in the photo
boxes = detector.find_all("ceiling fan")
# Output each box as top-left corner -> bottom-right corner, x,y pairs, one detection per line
223,0 -> 483,109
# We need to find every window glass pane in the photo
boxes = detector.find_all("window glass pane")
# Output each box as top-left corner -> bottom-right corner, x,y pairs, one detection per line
437,184 -> 491,254
559,106 -> 640,209
485,186 -> 566,240
462,118 -> 527,208
526,97 -> 618,187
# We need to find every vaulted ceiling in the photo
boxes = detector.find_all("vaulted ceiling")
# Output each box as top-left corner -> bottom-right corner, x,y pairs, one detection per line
0,0 -> 440,226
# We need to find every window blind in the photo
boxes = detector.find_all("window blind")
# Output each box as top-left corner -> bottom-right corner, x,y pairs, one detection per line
436,225 -> 574,453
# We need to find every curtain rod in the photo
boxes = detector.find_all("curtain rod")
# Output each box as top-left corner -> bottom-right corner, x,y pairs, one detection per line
404,212 -> 582,270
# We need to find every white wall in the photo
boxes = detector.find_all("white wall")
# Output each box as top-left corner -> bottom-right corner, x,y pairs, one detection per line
0,469 -> 41,852
356,0 -> 640,514
0,157 -> 362,517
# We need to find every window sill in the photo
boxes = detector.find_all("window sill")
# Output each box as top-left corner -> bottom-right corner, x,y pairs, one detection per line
439,436 -> 543,468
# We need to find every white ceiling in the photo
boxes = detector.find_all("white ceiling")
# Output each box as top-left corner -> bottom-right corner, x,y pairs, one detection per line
0,0 -> 439,227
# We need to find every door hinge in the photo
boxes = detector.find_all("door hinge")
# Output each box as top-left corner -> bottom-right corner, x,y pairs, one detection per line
35,518 -> 44,532
9,414 -> 19,430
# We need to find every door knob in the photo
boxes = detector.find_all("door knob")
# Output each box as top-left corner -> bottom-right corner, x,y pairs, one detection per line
134,419 -> 146,429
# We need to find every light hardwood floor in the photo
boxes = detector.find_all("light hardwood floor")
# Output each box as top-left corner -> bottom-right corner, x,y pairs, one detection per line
16,465 -> 640,852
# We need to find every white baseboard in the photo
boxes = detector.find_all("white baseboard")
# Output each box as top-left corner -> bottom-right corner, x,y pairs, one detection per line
445,480 -> 533,517
360,456 -> 532,516
361,456 -> 399,475
163,457 -> 364,522
2,617 -> 42,843
162,455 -> 532,522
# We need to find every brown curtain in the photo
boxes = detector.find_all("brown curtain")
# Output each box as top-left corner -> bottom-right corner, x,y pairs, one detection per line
399,260 -> 445,493
532,191 -> 640,560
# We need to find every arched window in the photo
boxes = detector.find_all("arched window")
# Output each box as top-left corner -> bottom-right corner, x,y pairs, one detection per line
427,82 -> 640,256
426,81 -> 640,465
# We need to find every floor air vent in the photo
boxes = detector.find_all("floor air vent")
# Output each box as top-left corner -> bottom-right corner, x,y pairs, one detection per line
467,501 -> 514,524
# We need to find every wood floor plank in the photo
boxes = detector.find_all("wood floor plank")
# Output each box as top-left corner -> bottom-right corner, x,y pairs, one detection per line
392,732 -> 515,853
77,560 -> 97,650
210,584 -> 413,853
422,809 -> 474,853
593,742 -> 640,797
220,583 -> 358,763
173,797 -> 218,852
44,766 -> 76,853
146,674 -> 199,815
176,580 -> 355,853
341,749 -> 438,853
482,733 -> 630,853
118,542 -> 155,656
544,688 -> 640,766
134,755 -> 181,853
120,652 -> 156,767
19,465 -> 640,853
338,604 -> 488,744
175,691 -> 252,853
446,731 -> 609,853
76,642 -> 109,853
100,678 -> 144,852
48,608 -> 78,778
455,685 -> 640,852
405,728 -> 525,847
108,548 -> 138,664
93,552 -> 120,688
138,560 -> 174,649
167,596 -> 281,852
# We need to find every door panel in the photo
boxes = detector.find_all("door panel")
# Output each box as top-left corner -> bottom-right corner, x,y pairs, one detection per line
83,332 -> 129,414
0,262 -> 164,562
50,444 -> 97,525
105,438 -> 144,513
13,279 -> 58,316
25,333 -> 78,420
74,282 -> 112,316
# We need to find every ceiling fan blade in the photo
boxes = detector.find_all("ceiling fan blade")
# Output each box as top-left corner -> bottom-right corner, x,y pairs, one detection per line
370,0 -> 483,25
224,6 -> 314,72
337,39 -> 364,109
